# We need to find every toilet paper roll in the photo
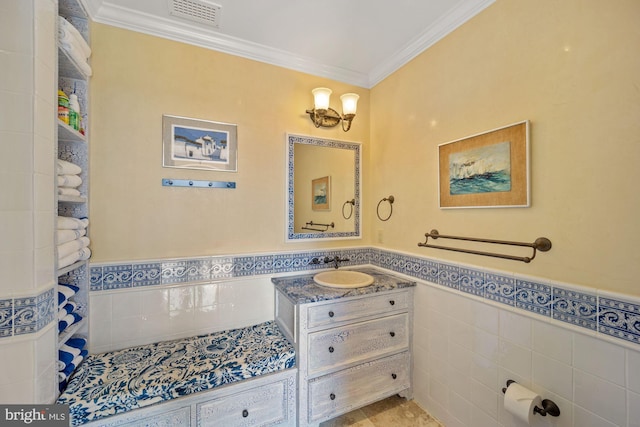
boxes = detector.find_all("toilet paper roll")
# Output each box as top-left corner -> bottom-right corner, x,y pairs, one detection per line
504,382 -> 543,425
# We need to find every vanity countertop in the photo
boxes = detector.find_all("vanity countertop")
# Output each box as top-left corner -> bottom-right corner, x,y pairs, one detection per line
272,267 -> 416,305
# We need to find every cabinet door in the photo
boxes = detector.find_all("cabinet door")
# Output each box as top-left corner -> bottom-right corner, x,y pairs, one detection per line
197,379 -> 290,427
307,313 -> 409,375
308,352 -> 410,423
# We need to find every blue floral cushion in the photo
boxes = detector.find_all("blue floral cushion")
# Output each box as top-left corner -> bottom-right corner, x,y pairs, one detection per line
56,321 -> 296,425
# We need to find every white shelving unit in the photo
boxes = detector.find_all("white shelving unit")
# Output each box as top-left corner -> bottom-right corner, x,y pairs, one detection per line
56,0 -> 91,394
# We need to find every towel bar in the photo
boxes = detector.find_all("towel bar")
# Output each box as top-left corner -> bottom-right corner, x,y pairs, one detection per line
418,229 -> 551,263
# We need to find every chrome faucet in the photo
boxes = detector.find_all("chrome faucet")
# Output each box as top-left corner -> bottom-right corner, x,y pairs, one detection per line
312,255 -> 350,269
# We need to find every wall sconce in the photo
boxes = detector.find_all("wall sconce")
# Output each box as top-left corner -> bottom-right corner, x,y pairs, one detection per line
305,87 -> 359,132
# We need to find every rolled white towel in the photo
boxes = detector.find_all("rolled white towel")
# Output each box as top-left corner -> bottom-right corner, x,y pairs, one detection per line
57,174 -> 82,188
57,159 -> 82,175
58,247 -> 91,269
58,16 -> 91,58
57,216 -> 88,230
58,187 -> 81,197
57,229 -> 86,245
59,43 -> 92,77
57,237 -> 90,261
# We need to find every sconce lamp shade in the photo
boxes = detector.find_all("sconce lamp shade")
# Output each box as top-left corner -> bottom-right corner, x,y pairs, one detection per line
312,87 -> 332,111
306,87 -> 358,132
340,93 -> 359,116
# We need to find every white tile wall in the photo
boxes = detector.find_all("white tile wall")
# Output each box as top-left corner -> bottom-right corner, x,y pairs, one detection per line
0,0 -> 57,404
414,281 -> 640,427
90,277 -> 275,353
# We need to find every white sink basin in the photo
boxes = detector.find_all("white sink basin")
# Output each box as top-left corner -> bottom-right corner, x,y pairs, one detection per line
313,270 -> 374,289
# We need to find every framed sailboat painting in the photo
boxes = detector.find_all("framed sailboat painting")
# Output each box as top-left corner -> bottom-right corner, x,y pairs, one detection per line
438,121 -> 530,208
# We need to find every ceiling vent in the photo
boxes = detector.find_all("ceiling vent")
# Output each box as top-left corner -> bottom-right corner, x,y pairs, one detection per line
169,0 -> 221,28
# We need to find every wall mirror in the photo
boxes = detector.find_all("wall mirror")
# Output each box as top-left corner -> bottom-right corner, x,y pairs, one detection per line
286,134 -> 361,241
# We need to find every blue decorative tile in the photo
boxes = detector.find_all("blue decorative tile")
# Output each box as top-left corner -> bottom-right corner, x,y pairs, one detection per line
185,258 -> 213,282
552,287 -> 597,330
102,264 -> 133,290
233,256 -> 256,277
13,296 -> 37,335
90,266 -> 103,291
211,257 -> 234,279
515,279 -> 551,316
254,256 -> 273,275
485,273 -> 515,305
389,255 -> 408,274
0,299 -> 13,338
437,263 -> 460,289
459,268 -> 485,297
211,257 -> 233,280
132,263 -> 162,287
36,288 -> 55,331
162,261 -> 188,285
599,297 -> 640,345
402,256 -> 422,278
417,259 -> 438,282
273,253 -> 309,273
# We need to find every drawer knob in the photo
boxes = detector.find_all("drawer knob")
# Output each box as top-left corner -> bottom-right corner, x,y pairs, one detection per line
242,409 -> 249,418
330,393 -> 336,400
392,373 -> 397,380
389,331 -> 396,337
389,300 -> 395,306
328,311 -> 334,318
328,346 -> 334,353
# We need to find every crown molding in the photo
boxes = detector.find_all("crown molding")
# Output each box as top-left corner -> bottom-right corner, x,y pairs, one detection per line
82,0 -> 494,89
368,0 -> 495,87
87,1 -> 371,87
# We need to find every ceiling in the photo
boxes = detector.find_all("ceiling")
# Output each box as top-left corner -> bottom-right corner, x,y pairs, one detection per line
82,0 -> 494,88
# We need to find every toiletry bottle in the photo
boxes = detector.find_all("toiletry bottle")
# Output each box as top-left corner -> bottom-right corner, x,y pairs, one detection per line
68,94 -> 80,131
58,89 -> 69,125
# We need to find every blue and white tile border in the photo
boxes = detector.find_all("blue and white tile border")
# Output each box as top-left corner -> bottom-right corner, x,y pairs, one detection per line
3,246 -> 639,350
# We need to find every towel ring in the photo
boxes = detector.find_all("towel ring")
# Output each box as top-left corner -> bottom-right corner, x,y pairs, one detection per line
342,199 -> 355,219
376,195 -> 394,221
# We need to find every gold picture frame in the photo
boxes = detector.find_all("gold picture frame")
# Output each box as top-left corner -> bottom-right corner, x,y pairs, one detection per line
311,176 -> 331,211
438,121 -> 530,208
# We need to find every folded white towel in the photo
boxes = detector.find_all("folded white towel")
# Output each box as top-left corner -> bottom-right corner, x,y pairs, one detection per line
58,16 -> 91,58
58,283 -> 79,308
57,229 -> 86,245
57,159 -> 82,175
57,174 -> 82,188
58,301 -> 77,321
58,188 -> 81,197
57,216 -> 88,230
58,247 -> 91,269
58,237 -> 90,260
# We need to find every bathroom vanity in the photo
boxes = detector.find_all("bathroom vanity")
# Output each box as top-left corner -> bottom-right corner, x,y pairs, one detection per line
272,268 -> 415,426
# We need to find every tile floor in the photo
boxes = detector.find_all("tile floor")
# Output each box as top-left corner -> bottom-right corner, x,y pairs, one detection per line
319,395 -> 444,427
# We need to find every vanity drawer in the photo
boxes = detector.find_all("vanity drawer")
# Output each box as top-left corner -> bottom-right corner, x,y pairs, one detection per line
308,351 -> 410,423
197,379 -> 290,427
307,313 -> 409,375
307,290 -> 409,329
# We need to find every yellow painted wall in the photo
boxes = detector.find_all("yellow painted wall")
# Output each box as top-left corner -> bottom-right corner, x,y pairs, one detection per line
370,0 -> 640,294
89,23 -> 370,261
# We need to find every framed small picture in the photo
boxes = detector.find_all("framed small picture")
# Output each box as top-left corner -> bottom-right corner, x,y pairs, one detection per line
312,176 -> 331,211
162,115 -> 237,172
438,120 -> 530,208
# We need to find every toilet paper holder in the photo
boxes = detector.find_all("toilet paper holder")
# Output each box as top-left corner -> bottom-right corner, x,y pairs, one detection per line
502,380 -> 560,417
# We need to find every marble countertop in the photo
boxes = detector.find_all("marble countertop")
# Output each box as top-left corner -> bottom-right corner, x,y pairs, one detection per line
271,267 -> 416,305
